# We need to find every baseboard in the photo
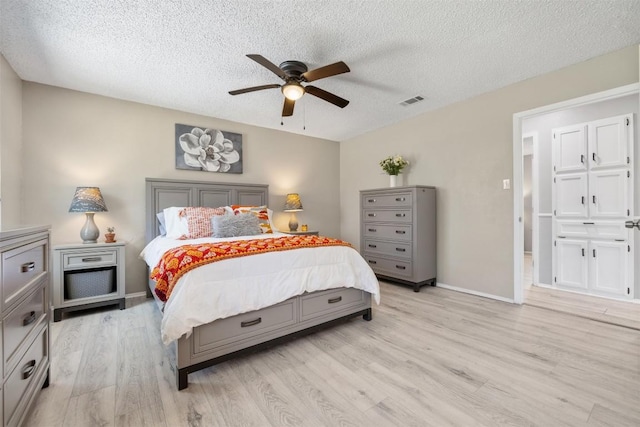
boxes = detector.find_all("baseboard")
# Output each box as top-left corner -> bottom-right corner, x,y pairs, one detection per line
436,282 -> 516,304
125,291 -> 148,300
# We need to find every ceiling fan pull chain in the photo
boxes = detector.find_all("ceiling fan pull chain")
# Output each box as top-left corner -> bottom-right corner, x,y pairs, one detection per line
303,98 -> 306,130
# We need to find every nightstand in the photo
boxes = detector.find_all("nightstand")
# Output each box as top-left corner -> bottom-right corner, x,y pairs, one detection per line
52,241 -> 126,321
281,230 -> 319,236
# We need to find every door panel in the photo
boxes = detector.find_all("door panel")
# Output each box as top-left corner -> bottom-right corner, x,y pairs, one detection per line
588,241 -> 629,298
555,239 -> 587,290
553,125 -> 587,173
555,173 -> 588,218
588,115 -> 629,170
589,170 -> 628,219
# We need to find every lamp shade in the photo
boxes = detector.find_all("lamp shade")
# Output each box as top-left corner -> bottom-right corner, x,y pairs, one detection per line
284,193 -> 303,212
281,82 -> 305,101
69,187 -> 108,213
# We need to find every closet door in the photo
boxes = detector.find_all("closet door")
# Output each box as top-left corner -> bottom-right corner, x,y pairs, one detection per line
589,170 -> 629,219
555,173 -> 588,218
553,125 -> 587,173
555,239 -> 588,290
588,241 -> 629,298
588,114 -> 630,170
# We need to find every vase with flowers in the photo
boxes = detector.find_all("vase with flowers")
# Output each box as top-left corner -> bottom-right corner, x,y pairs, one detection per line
105,226 -> 116,243
379,155 -> 409,187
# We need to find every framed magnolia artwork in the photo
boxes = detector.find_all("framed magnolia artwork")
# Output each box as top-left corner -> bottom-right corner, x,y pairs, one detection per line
175,124 -> 243,173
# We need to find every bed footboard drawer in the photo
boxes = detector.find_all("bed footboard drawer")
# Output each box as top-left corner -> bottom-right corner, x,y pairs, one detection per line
300,288 -> 367,322
192,298 -> 297,354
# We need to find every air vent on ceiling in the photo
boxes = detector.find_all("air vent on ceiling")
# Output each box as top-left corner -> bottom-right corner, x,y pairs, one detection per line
399,95 -> 424,107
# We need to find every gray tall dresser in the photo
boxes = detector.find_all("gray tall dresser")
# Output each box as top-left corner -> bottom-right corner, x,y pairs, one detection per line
360,186 -> 436,292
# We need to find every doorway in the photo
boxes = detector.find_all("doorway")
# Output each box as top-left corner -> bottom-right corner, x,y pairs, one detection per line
512,83 -> 640,304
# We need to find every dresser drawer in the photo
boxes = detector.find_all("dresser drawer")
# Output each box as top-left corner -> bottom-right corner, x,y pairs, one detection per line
363,239 -> 412,259
300,288 -> 366,322
363,255 -> 412,278
2,239 -> 47,310
63,250 -> 117,270
363,224 -> 412,241
362,192 -> 412,208
3,286 -> 45,370
193,298 -> 297,354
4,327 -> 46,427
363,209 -> 412,223
556,221 -> 628,240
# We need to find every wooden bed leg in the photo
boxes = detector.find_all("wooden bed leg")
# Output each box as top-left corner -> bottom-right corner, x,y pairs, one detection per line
413,283 -> 421,292
363,308 -> 372,321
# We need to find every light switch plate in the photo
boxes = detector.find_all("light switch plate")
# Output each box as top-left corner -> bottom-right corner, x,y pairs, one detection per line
503,179 -> 510,190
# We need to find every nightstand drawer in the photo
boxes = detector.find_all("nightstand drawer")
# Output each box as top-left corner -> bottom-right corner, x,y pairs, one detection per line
363,224 -> 412,241
2,239 -> 47,310
3,285 -> 46,370
300,288 -> 365,322
363,239 -> 412,259
362,193 -> 412,207
63,250 -> 117,270
363,209 -> 412,223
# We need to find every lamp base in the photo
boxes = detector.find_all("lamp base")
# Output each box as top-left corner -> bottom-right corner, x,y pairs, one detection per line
80,212 -> 100,244
288,213 -> 299,232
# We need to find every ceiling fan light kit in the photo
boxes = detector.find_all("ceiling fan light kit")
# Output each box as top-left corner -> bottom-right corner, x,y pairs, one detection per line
229,54 -> 350,118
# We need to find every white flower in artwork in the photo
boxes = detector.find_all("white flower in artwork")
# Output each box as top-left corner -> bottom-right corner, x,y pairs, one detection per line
179,128 -> 240,172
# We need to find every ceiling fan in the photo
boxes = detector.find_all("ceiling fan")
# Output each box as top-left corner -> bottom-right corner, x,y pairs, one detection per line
229,54 -> 350,117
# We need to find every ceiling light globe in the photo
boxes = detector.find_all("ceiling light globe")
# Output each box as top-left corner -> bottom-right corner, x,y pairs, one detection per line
282,82 -> 305,101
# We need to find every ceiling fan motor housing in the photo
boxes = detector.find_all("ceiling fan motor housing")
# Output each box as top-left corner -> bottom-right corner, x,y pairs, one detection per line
279,60 -> 308,80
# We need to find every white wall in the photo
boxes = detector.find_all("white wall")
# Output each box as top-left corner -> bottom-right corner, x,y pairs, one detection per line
20,83 -> 341,295
340,45 -> 639,301
0,54 -> 23,227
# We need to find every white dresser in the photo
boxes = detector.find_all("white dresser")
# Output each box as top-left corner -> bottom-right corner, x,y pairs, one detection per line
0,225 -> 50,427
360,186 -> 436,292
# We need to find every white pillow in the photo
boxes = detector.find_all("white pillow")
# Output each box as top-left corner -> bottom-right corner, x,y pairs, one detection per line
163,207 -> 188,239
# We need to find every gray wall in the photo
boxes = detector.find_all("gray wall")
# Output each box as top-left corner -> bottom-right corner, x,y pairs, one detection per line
340,45 -> 639,301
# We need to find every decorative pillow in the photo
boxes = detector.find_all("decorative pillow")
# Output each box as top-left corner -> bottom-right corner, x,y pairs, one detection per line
163,207 -> 188,239
156,212 -> 167,236
212,212 -> 263,238
230,205 -> 274,233
183,206 -> 229,239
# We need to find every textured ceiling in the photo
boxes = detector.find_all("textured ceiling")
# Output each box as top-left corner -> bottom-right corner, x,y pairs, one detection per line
1,1 -> 639,141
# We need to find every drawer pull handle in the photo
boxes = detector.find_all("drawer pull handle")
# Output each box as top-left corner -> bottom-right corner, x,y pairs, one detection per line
583,222 -> 594,225
82,257 -> 102,262
328,296 -> 343,304
368,228 -> 377,232
23,311 -> 37,326
396,248 -> 406,252
368,244 -> 377,248
395,230 -> 406,234
368,213 -> 376,217
368,260 -> 377,264
21,262 -> 35,273
395,213 -> 406,217
367,199 -> 376,203
581,196 -> 585,205
22,360 -> 36,380
592,195 -> 596,204
241,317 -> 262,328
395,265 -> 406,270
395,197 -> 405,202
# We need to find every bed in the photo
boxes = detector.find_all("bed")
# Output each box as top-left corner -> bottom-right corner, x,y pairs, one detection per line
142,178 -> 380,390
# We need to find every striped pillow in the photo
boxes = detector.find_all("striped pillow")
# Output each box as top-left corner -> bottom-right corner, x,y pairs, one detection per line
182,206 -> 229,239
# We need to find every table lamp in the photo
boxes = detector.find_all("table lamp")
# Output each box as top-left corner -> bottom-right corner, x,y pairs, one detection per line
283,193 -> 303,231
69,187 -> 108,243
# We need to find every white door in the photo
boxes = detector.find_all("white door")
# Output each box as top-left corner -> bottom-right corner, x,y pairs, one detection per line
555,173 -> 588,218
588,114 -> 630,170
553,125 -> 587,173
588,240 -> 629,298
555,239 -> 588,290
589,170 -> 629,219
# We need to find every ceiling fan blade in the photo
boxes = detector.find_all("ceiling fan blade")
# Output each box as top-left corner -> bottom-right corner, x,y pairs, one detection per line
282,97 -> 295,117
246,54 -> 287,80
302,61 -> 350,82
229,84 -> 281,95
304,85 -> 349,108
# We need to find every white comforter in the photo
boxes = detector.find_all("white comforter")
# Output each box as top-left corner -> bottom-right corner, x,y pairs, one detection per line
140,233 -> 380,344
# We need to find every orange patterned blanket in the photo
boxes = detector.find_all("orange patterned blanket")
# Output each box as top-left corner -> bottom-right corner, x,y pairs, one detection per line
151,235 -> 352,302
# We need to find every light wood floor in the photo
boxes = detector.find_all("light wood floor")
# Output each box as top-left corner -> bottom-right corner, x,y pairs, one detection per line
522,253 -> 640,330
25,281 -> 640,426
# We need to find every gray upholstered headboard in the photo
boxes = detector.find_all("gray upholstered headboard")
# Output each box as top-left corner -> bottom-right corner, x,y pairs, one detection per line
145,178 -> 269,244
